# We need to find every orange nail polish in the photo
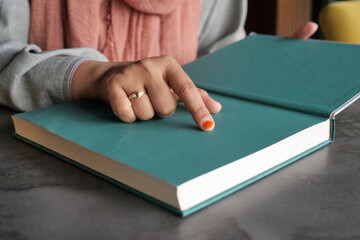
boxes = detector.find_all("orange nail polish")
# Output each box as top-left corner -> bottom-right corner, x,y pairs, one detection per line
203,120 -> 214,130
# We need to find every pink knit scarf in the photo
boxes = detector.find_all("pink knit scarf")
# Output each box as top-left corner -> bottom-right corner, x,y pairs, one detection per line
29,0 -> 201,65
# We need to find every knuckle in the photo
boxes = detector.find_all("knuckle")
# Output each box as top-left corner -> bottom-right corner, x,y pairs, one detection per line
198,88 -> 208,97
179,81 -> 197,97
137,58 -> 150,68
160,55 -> 178,66
157,102 -> 177,117
137,58 -> 154,72
162,55 -> 174,62
114,105 -> 135,122
136,58 -> 158,80
138,111 -> 155,121
116,104 -> 132,115
122,117 -> 136,123
191,104 -> 206,116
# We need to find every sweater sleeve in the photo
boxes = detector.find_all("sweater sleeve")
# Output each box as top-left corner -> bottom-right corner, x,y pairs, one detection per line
0,0 -> 108,111
198,0 -> 247,57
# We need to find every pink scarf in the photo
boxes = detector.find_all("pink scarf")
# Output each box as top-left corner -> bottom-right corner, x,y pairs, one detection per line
29,0 -> 201,65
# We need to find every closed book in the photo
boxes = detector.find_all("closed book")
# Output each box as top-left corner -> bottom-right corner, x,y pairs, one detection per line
12,35 -> 360,216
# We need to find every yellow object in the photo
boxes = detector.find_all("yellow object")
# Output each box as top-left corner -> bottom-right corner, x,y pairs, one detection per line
319,1 -> 360,44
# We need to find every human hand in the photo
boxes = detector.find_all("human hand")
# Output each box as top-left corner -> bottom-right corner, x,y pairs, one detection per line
288,21 -> 318,39
71,56 -> 222,131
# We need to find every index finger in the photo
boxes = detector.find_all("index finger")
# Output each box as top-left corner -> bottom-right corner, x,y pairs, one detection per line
164,57 -> 215,131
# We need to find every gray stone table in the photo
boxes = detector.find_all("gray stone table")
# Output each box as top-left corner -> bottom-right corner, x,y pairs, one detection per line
1,101 -> 360,240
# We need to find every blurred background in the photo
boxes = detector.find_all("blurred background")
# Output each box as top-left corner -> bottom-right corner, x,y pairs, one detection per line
245,0 -> 346,39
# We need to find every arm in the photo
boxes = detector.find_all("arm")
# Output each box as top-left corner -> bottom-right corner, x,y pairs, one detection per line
1,0 -> 221,131
0,0 -> 107,111
198,0 -> 247,57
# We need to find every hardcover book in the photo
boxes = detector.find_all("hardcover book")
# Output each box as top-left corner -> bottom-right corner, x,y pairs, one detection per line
12,35 -> 360,216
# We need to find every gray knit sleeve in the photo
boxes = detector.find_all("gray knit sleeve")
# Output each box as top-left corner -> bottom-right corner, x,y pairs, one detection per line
198,0 -> 247,57
0,0 -> 108,111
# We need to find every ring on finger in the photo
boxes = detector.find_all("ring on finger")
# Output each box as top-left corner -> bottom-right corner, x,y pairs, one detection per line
128,90 -> 146,100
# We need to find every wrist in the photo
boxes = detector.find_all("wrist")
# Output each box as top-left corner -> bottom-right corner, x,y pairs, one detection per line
71,60 -> 109,100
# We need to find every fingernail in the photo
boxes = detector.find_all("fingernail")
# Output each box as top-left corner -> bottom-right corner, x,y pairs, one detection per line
201,118 -> 214,131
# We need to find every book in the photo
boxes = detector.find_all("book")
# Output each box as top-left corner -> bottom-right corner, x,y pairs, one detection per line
12,34 -> 360,216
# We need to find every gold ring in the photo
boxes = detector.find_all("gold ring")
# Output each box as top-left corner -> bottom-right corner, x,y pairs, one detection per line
128,90 -> 146,100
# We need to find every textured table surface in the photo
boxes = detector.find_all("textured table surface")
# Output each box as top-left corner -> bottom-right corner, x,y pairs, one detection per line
1,101 -> 360,240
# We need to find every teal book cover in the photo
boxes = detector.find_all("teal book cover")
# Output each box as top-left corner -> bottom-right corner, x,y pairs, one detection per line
12,35 -> 360,216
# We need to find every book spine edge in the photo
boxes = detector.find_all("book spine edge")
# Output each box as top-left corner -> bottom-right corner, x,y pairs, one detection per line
330,92 -> 360,119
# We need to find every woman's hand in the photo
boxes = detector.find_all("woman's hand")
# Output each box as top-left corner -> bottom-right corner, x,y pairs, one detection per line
288,21 -> 318,39
71,56 -> 222,131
